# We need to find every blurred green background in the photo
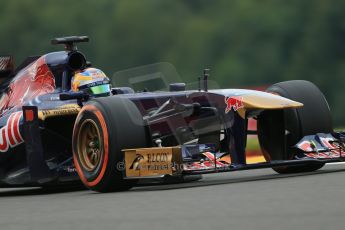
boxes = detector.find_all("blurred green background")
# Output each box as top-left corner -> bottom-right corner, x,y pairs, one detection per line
1,0 -> 345,125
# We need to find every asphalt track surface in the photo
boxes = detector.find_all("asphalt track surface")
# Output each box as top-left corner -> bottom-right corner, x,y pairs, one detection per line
1,163 -> 345,230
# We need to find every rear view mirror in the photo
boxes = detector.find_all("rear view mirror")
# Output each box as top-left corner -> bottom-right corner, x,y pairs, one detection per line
59,91 -> 89,101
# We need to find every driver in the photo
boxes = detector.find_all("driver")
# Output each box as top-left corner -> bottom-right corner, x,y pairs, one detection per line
71,68 -> 111,97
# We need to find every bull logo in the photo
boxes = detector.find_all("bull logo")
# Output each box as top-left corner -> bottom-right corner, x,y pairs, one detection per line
224,96 -> 244,113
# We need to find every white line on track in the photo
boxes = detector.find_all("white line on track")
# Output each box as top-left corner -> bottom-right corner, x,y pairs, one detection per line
327,162 -> 345,165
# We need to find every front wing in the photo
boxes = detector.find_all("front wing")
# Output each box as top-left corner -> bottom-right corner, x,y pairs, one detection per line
123,133 -> 345,179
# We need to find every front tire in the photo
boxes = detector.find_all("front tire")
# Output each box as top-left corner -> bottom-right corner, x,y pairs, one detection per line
257,80 -> 333,174
73,97 -> 149,192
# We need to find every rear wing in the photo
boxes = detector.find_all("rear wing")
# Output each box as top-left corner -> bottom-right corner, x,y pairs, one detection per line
0,56 -> 14,79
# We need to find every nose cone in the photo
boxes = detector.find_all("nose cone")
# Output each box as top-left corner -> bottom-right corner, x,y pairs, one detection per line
241,92 -> 303,109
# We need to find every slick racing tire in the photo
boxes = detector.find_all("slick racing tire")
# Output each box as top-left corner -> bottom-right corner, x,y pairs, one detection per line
73,97 -> 149,192
257,80 -> 333,174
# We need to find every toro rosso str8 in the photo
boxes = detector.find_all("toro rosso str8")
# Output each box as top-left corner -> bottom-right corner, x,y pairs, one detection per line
0,36 -> 344,192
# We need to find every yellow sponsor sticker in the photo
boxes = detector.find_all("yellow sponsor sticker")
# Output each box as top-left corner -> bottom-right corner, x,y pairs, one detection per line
124,147 -> 180,178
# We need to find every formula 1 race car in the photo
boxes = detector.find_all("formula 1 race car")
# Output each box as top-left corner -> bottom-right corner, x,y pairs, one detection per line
0,36 -> 344,192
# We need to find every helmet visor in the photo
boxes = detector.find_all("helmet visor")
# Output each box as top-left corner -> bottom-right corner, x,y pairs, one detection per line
90,84 -> 111,95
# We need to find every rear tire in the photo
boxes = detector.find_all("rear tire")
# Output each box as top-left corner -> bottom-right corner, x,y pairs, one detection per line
257,80 -> 332,174
73,97 -> 149,192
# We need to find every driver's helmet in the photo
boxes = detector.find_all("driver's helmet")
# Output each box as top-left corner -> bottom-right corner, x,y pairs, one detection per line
71,68 -> 111,97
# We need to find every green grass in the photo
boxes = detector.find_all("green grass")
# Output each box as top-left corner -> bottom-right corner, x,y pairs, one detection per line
247,137 -> 260,151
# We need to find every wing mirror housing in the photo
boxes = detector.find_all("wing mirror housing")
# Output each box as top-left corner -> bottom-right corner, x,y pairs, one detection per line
59,91 -> 89,106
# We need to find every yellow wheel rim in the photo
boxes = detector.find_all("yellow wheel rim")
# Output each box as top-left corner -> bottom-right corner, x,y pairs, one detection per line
77,119 -> 102,171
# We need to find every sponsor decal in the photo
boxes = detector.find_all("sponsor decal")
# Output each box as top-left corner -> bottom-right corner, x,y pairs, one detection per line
129,154 -> 144,170
147,152 -> 169,163
0,112 -> 23,152
40,108 -> 80,118
124,148 -> 174,177
60,166 -> 77,173
50,96 -> 60,100
224,96 -> 244,113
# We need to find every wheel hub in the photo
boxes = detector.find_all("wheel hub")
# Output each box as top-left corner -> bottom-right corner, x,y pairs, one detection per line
77,119 -> 102,171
